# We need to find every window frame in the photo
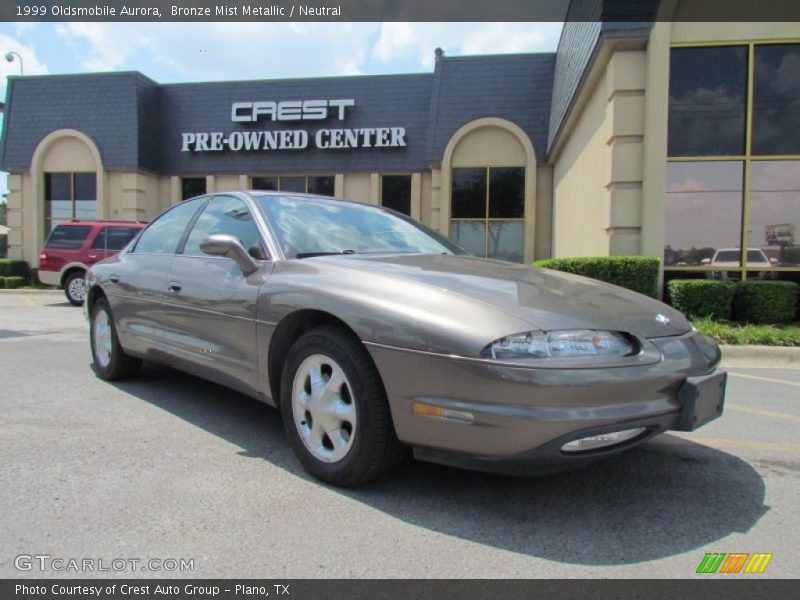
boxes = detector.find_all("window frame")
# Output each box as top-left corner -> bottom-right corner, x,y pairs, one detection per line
250,175 -> 335,196
667,39 -> 800,280
449,165 -> 526,261
43,171 -> 97,235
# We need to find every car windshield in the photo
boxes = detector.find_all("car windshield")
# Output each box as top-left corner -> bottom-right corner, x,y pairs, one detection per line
253,194 -> 467,259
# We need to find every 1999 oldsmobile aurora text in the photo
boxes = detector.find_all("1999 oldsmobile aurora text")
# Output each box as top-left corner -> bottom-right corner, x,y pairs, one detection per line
85,191 -> 726,487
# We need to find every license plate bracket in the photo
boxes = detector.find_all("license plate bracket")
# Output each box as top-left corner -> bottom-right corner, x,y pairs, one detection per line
676,370 -> 727,431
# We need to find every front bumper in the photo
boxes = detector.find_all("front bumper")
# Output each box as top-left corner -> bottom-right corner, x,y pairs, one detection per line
366,331 -> 725,475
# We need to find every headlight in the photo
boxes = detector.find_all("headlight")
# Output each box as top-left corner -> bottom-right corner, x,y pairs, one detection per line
482,330 -> 634,360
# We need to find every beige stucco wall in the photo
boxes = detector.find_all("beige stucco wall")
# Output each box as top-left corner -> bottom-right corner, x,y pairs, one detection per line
341,173 -> 371,203
6,129 -> 171,264
552,47 -> 648,259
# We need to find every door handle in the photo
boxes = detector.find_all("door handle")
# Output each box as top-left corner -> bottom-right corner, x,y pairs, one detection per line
88,254 -> 98,260
109,275 -> 120,283
168,281 -> 182,293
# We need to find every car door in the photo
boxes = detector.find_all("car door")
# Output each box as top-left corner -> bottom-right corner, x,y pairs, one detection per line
106,198 -> 209,356
158,194 -> 270,396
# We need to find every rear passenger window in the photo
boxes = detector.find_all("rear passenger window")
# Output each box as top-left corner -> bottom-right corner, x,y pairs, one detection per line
133,199 -> 205,254
92,227 -> 141,251
45,225 -> 92,250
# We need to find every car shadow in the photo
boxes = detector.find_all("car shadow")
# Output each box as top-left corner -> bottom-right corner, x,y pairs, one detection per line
110,362 -> 768,567
42,301 -> 75,308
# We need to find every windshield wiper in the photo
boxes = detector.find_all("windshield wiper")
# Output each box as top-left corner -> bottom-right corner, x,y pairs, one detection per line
295,250 -> 357,259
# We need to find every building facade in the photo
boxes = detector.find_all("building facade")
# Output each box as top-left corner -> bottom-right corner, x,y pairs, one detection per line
2,1 -> 799,291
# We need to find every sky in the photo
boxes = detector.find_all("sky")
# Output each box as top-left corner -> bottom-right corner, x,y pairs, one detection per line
0,21 -> 564,198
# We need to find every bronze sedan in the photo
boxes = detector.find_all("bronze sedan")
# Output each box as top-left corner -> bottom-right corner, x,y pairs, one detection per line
84,191 -> 726,486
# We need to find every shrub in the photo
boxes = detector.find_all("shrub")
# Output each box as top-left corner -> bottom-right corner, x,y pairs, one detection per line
667,280 -> 736,320
0,259 -> 29,277
533,256 -> 660,298
3,276 -> 25,289
0,234 -> 7,258
0,278 -> 5,289
733,280 -> 799,324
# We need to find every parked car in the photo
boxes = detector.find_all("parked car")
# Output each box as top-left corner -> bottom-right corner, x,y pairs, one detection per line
38,220 -> 146,305
84,192 -> 725,487
702,247 -> 776,281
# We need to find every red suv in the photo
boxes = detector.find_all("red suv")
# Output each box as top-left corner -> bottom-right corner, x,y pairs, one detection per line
38,220 -> 146,305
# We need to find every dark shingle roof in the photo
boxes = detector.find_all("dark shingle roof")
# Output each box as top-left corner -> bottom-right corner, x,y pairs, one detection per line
426,53 -> 555,161
547,0 -> 658,153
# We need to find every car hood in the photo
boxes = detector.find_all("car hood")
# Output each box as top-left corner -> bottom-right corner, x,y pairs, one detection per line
305,254 -> 690,339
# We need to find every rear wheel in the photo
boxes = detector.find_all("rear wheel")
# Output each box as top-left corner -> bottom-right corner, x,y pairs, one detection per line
64,271 -> 86,306
280,326 -> 405,487
90,298 -> 142,380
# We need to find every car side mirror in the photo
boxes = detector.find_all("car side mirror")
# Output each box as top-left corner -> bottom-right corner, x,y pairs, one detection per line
199,234 -> 259,276
769,257 -> 778,264
700,258 -> 711,265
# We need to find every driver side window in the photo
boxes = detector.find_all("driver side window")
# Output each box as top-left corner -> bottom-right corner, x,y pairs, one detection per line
182,195 -> 265,259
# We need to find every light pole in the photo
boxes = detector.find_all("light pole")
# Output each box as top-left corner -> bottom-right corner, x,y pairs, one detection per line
5,51 -> 23,75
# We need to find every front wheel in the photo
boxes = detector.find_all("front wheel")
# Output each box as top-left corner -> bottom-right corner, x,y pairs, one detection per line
90,298 -> 142,380
280,326 -> 405,487
65,271 -> 86,306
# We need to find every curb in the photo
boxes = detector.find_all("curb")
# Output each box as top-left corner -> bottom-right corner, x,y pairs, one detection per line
0,288 -> 61,293
720,344 -> 800,368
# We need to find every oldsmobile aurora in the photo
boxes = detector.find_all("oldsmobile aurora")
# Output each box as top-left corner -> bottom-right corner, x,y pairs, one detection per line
84,192 -> 726,486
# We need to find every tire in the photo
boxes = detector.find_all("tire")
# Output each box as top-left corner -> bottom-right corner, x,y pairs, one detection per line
90,298 -> 142,381
64,271 -> 87,306
280,326 -> 405,487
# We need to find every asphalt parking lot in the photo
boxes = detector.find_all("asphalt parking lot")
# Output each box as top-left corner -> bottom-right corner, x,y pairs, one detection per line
1,290 -> 798,578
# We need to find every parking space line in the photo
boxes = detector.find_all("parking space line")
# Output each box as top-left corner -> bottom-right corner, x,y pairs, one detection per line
688,437 -> 800,452
729,372 -> 800,388
726,404 -> 800,423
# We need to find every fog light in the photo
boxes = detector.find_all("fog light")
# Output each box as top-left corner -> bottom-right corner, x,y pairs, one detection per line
561,427 -> 646,453
412,402 -> 474,423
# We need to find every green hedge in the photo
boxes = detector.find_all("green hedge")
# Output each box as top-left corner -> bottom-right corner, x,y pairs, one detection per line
2,276 -> 25,289
667,280 -> 736,320
0,278 -> 4,289
533,256 -> 660,298
0,259 -> 29,277
733,280 -> 798,324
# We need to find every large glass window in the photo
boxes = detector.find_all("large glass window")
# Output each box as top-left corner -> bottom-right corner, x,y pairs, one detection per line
381,175 -> 412,216
251,175 -> 334,196
450,167 -> 525,263
749,161 -> 800,268
668,46 -> 748,157
665,162 -> 743,266
752,44 -> 800,156
44,172 -> 97,234
181,177 -> 207,201
667,42 -> 800,281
